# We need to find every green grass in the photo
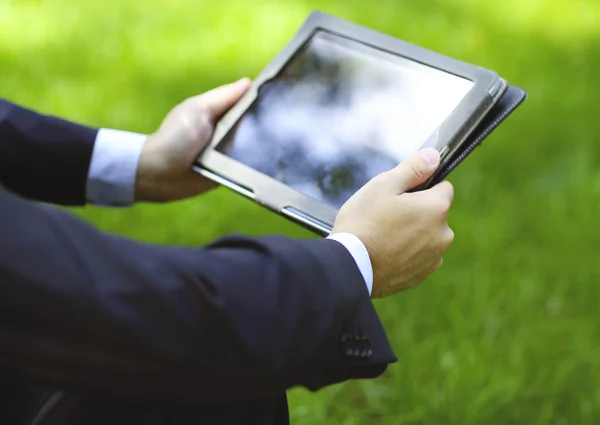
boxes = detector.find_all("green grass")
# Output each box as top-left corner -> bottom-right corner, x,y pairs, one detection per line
2,0 -> 600,423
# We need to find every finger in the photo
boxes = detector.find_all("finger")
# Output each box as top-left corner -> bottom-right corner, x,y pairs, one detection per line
406,182 -> 454,223
423,180 -> 454,210
181,171 -> 220,196
196,78 -> 252,120
382,148 -> 440,194
443,226 -> 455,248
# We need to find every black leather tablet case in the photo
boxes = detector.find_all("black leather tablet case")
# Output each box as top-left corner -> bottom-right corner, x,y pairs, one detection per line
422,84 -> 527,189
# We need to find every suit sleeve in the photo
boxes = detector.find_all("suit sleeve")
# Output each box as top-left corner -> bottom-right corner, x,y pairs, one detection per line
0,99 -> 98,205
0,184 -> 397,405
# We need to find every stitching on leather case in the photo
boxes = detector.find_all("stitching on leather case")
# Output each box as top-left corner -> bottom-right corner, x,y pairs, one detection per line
437,90 -> 527,181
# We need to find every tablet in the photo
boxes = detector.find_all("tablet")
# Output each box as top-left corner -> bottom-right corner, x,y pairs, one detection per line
194,11 -> 517,235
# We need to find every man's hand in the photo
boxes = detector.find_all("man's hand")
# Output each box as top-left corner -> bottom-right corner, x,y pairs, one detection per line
331,148 -> 454,298
135,78 -> 251,202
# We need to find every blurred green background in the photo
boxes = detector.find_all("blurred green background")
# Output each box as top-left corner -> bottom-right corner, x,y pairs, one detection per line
1,0 -> 599,423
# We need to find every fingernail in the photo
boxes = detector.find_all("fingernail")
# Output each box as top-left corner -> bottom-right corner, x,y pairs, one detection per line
234,77 -> 251,86
418,148 -> 440,167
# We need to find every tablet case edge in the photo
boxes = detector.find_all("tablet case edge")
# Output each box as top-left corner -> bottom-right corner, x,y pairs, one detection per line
422,84 -> 527,189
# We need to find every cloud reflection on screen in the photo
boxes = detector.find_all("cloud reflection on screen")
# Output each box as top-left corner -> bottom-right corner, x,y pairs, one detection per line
218,31 -> 473,209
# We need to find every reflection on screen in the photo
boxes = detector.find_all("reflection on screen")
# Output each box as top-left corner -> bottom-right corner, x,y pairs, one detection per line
217,31 -> 473,209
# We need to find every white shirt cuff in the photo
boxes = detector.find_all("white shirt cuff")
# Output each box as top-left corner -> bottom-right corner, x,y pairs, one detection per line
86,128 -> 147,206
327,233 -> 373,296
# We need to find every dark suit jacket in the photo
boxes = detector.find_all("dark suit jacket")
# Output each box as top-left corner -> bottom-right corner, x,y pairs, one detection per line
0,99 -> 396,425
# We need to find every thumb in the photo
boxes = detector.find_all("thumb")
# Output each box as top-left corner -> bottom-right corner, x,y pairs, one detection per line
196,78 -> 252,120
386,148 -> 440,193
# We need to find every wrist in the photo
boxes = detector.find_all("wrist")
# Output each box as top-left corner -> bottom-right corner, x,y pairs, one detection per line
134,134 -> 165,203
87,128 -> 147,206
327,232 -> 374,295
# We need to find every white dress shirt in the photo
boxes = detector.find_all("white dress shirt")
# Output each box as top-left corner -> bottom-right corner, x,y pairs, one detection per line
86,129 -> 374,295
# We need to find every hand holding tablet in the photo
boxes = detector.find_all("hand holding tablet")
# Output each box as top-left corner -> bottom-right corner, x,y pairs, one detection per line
194,11 -> 527,235
332,147 -> 455,297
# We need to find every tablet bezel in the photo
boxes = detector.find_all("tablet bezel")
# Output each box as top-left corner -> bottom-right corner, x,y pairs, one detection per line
194,11 -> 504,236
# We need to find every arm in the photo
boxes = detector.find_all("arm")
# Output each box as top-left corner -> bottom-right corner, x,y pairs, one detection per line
0,81 -> 454,406
0,99 -> 147,207
0,99 -> 98,205
0,183 -> 396,405
0,79 -> 298,207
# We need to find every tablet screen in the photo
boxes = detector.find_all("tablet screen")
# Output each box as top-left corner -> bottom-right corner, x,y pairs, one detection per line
217,31 -> 474,209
